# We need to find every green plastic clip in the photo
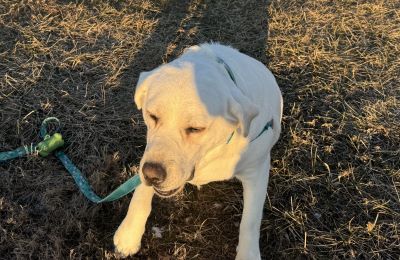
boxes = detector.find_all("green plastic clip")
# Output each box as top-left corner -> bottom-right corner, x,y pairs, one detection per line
37,133 -> 65,157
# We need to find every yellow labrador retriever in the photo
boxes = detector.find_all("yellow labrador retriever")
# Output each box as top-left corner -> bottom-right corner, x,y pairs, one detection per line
114,43 -> 282,259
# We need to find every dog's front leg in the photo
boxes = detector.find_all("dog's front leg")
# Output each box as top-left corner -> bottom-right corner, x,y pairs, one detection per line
114,183 -> 154,256
235,159 -> 270,260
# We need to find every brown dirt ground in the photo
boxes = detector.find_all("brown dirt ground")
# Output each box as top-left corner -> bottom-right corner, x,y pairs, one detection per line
0,0 -> 399,259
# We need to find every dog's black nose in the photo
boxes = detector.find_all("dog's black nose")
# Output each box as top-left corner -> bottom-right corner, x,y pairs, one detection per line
142,162 -> 166,186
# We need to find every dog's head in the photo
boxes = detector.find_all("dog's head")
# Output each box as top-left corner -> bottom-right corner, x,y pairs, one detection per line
134,57 -> 258,197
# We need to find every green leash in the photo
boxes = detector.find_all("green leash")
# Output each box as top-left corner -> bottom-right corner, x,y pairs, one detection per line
0,117 -> 141,203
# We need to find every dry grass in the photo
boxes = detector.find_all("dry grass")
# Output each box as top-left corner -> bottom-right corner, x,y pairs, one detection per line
0,0 -> 399,259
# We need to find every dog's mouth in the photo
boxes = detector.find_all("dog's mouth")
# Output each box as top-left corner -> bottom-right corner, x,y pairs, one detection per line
154,186 -> 182,197
153,168 -> 195,198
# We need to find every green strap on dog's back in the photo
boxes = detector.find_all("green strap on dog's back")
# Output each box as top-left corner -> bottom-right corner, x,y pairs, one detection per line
217,57 -> 274,144
0,117 -> 141,203
217,56 -> 236,84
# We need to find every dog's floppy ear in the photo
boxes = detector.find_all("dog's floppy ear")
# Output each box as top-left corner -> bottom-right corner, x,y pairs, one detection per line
226,90 -> 259,137
134,71 -> 152,110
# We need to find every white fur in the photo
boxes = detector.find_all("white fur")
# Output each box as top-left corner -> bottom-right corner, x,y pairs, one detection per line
114,43 -> 283,259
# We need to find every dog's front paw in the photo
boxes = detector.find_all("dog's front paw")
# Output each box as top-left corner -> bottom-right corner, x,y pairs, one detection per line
113,222 -> 142,257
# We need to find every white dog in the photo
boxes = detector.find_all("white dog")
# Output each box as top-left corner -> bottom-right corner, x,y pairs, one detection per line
114,43 -> 282,259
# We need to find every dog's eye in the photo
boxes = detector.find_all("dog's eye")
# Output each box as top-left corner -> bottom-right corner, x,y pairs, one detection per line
149,113 -> 159,123
185,127 -> 205,135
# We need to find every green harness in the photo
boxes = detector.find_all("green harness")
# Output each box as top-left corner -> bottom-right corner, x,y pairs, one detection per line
216,57 -> 274,144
